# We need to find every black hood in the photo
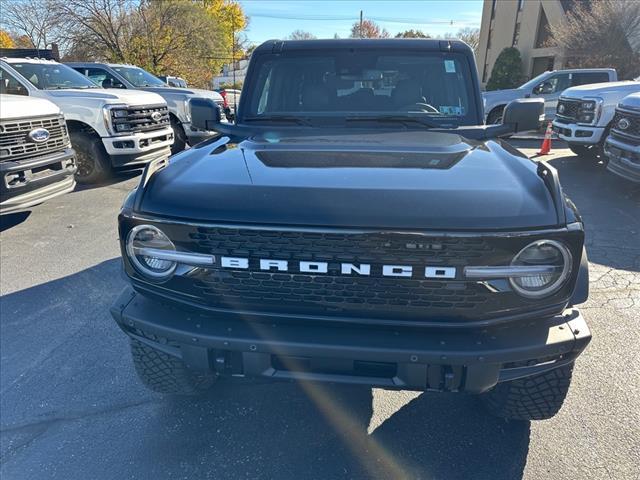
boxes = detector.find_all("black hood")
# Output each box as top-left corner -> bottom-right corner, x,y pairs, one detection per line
137,131 -> 558,230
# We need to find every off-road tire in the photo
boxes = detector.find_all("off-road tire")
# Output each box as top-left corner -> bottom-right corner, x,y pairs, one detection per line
130,338 -> 216,395
480,362 -> 574,421
69,131 -> 111,184
170,116 -> 187,154
487,106 -> 504,125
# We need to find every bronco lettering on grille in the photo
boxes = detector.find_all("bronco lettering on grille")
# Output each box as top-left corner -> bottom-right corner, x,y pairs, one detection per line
219,256 -> 457,279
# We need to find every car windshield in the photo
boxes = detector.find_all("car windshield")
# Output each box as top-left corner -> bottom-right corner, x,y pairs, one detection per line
112,66 -> 166,87
9,62 -> 99,90
245,49 -> 477,126
518,72 -> 550,91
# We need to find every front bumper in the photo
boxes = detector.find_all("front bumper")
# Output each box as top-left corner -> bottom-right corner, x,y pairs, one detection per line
102,126 -> 174,160
552,120 -> 605,145
604,136 -> 640,183
0,148 -> 76,215
111,288 -> 591,393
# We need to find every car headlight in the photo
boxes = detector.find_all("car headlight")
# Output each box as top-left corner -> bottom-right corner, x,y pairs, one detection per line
509,240 -> 572,298
103,105 -> 130,135
126,225 -> 177,281
577,97 -> 603,125
125,224 -> 215,281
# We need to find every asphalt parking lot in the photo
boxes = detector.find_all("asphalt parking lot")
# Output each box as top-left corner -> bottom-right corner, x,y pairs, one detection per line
1,140 -> 639,480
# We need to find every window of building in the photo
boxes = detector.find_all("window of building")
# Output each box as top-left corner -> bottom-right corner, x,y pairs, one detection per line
535,7 -> 552,48
491,0 -> 497,19
487,30 -> 492,50
482,63 -> 489,83
518,0 -> 525,11
512,23 -> 521,46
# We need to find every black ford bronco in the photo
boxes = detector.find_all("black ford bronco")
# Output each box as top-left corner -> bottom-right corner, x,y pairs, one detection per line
111,39 -> 591,421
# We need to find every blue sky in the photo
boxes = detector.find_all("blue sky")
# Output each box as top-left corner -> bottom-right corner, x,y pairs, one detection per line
239,0 -> 484,45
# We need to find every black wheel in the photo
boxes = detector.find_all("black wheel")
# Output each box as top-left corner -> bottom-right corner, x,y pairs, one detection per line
130,338 -> 216,395
69,131 -> 111,184
487,106 -> 504,124
479,362 -> 574,421
170,116 -> 187,154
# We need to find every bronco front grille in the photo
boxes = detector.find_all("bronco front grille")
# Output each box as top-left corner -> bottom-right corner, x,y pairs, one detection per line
0,115 -> 69,162
123,224 -> 583,325
112,104 -> 170,133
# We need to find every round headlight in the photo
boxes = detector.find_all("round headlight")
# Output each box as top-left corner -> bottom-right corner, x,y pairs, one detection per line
126,225 -> 177,281
509,240 -> 572,298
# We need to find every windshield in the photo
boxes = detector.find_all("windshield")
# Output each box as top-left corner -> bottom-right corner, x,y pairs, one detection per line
9,62 -> 99,90
112,66 -> 165,87
245,50 -> 478,126
518,72 -> 550,91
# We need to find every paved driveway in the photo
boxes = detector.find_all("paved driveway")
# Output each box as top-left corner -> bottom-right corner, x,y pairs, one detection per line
1,141 -> 639,479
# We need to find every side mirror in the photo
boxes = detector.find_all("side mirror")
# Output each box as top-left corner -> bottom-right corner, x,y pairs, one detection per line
190,98 -> 222,131
503,98 -> 544,133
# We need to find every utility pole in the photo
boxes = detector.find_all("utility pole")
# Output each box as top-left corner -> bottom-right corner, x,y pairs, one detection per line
359,10 -> 363,38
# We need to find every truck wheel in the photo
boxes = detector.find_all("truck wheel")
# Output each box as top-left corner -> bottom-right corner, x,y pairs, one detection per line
479,362 -> 574,421
170,117 -> 187,154
70,131 -> 111,184
130,338 -> 216,395
487,106 -> 504,124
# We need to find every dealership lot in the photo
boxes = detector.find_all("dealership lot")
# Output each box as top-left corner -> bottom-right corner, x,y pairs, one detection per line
1,141 -> 639,480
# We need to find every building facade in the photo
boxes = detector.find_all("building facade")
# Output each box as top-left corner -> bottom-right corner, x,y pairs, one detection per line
477,0 -> 580,88
211,59 -> 249,89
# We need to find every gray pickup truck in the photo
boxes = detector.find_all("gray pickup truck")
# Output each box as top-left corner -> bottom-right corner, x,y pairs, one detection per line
604,92 -> 640,182
483,68 -> 616,123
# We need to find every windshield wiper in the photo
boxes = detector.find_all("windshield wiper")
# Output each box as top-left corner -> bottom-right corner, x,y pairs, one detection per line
345,115 -> 442,129
244,115 -> 314,126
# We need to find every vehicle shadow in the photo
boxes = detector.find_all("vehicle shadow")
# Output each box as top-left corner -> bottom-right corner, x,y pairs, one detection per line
72,169 -> 142,192
0,259 -> 530,480
0,211 -> 31,232
141,382 -> 530,480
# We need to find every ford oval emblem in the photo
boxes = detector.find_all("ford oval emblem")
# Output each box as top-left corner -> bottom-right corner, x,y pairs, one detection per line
151,112 -> 163,122
617,117 -> 631,130
28,127 -> 50,143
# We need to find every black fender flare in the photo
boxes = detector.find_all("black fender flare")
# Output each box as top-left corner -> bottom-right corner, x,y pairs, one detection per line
570,247 -> 589,305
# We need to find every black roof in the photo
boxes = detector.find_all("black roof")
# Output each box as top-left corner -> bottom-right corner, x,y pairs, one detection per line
254,38 -> 473,54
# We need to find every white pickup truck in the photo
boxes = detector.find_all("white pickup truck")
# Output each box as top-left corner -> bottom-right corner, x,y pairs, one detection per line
552,81 -> 640,158
483,68 -> 616,123
0,94 -> 76,214
0,58 -> 174,183
604,92 -> 640,182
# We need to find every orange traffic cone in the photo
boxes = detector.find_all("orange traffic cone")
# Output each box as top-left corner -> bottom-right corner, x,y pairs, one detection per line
538,121 -> 553,155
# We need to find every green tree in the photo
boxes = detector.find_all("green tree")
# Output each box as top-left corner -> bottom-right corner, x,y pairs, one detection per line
395,29 -> 429,39
486,47 -> 524,91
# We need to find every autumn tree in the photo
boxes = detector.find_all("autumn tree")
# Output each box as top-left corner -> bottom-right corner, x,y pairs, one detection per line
395,29 -> 429,38
128,0 -> 221,87
0,30 -> 15,48
350,19 -> 389,39
287,30 -> 316,40
0,0 -> 64,49
549,0 -> 640,80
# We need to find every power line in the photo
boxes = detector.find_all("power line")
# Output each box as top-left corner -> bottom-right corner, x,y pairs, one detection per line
246,11 -> 462,26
